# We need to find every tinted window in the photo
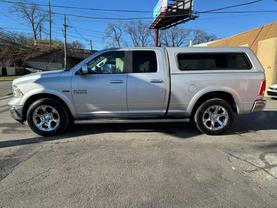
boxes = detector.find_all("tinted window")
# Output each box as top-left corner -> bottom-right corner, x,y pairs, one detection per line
132,51 -> 158,73
87,51 -> 125,74
177,53 -> 252,71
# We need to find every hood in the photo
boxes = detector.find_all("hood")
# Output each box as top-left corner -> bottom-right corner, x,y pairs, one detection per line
13,70 -> 64,86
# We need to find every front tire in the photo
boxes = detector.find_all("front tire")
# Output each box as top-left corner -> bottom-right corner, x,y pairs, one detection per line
27,98 -> 71,136
194,98 -> 234,135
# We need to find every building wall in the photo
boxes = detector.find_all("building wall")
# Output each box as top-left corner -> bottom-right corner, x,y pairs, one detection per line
257,38 -> 277,89
209,22 -> 277,54
0,66 -> 29,76
207,22 -> 277,89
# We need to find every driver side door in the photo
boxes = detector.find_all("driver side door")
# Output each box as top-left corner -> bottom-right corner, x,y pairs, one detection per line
72,51 -> 128,119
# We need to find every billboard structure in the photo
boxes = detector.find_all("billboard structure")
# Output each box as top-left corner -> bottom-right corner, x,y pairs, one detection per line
150,0 -> 197,46
153,0 -> 169,21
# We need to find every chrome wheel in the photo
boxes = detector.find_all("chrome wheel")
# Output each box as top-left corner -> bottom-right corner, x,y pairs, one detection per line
202,105 -> 229,131
32,105 -> 60,132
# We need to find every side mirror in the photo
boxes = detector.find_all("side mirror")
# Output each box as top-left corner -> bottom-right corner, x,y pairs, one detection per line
80,64 -> 89,75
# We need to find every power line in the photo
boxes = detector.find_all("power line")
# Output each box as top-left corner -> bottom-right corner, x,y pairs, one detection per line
0,0 -> 272,40
44,1 -> 271,21
67,19 -> 90,42
67,25 -> 105,35
198,10 -> 277,14
1,24 -> 104,49
1,0 -> 267,18
0,0 -> 265,15
0,0 -> 152,20
0,26 -> 30,32
198,0 -> 264,13
41,27 -> 103,40
0,0 -> 152,13
250,25 -> 264,47
52,11 -> 151,21
67,19 -> 99,50
2,10 -> 105,40
0,0 -> 271,21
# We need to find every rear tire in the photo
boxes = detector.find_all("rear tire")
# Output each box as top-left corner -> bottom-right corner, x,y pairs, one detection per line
194,98 -> 234,135
27,98 -> 71,136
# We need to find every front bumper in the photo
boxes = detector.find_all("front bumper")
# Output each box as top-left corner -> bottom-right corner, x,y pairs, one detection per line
251,99 -> 267,112
10,105 -> 24,122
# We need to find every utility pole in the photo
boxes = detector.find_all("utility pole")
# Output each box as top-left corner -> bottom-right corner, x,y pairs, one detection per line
154,29 -> 159,47
189,40 -> 193,47
89,40 -> 93,52
63,15 -> 68,70
48,0 -> 52,48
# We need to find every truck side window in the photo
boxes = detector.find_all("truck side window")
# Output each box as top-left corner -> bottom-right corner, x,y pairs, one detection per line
87,51 -> 126,74
177,53 -> 252,71
132,51 -> 158,73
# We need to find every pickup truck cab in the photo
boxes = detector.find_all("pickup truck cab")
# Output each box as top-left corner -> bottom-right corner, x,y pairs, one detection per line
9,47 -> 266,136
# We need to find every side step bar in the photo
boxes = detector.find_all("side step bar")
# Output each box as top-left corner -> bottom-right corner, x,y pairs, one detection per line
75,118 -> 190,124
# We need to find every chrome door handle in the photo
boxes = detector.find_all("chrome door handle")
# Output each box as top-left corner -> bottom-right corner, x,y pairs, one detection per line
150,79 -> 164,84
110,80 -> 124,84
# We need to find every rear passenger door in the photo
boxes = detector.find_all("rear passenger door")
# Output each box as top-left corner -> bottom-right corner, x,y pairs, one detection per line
127,50 -> 167,117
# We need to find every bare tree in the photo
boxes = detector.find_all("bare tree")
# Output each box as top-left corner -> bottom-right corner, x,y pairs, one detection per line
68,40 -> 84,49
160,27 -> 191,47
0,29 -> 32,46
192,29 -> 218,45
104,23 -> 124,48
11,32 -> 33,46
125,21 -> 152,47
11,0 -> 46,41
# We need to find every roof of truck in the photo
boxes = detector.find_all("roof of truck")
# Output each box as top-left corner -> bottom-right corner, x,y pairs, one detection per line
165,46 -> 253,52
106,47 -> 252,51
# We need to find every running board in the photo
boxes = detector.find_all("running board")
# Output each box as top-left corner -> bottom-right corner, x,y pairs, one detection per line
75,118 -> 190,124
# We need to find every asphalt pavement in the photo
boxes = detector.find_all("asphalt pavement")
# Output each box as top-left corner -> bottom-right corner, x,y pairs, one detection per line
0,84 -> 277,207
0,81 -> 12,97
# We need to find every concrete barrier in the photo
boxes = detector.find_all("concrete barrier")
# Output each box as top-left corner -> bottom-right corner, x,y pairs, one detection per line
6,67 -> 16,76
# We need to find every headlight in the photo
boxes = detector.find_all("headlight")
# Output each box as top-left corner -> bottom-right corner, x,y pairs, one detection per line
12,85 -> 24,98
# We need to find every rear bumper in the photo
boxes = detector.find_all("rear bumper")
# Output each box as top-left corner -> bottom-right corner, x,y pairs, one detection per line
251,99 -> 266,112
267,90 -> 277,98
10,105 -> 24,122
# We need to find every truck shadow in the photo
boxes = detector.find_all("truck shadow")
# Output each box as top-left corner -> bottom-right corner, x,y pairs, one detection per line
68,122 -> 200,138
0,111 -> 276,149
0,122 -> 200,149
231,110 -> 277,134
62,110 -> 277,139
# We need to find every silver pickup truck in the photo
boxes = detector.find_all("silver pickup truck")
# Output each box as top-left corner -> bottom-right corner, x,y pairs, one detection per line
9,47 -> 266,136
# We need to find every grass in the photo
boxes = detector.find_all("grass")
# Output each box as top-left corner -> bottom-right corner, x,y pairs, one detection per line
0,76 -> 22,81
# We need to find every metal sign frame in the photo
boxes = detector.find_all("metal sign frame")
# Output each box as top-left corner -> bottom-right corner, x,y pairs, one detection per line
150,0 -> 197,30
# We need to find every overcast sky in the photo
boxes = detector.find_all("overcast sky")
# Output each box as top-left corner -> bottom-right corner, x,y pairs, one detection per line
0,0 -> 277,49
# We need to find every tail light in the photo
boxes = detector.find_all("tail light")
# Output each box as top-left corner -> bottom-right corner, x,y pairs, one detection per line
259,79 -> 266,96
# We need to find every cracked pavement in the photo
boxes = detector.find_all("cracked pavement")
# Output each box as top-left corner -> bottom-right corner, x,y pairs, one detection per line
0,91 -> 277,207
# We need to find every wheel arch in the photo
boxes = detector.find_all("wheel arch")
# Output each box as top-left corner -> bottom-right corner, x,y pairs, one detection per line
22,92 -> 75,121
189,89 -> 240,119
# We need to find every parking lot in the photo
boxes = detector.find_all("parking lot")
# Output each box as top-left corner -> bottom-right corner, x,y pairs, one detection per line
0,82 -> 277,207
